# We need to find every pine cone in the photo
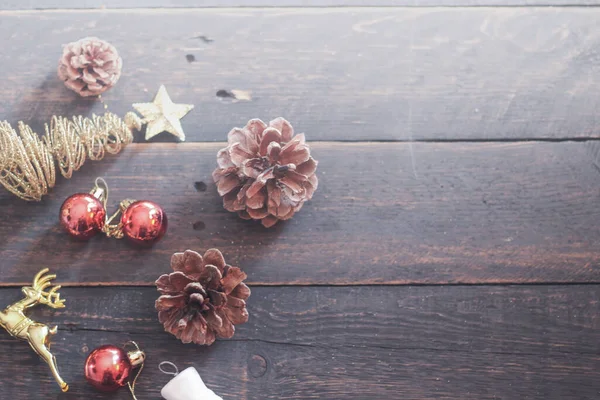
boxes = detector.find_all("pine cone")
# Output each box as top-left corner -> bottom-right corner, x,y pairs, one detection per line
58,37 -> 122,97
212,118 -> 318,228
155,249 -> 250,345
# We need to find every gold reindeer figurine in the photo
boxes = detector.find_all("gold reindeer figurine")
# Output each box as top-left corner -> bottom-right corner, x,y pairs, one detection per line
0,268 -> 68,391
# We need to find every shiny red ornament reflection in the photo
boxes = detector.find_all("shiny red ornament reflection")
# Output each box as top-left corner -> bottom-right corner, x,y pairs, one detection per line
84,345 -> 133,392
59,193 -> 106,240
121,200 -> 167,245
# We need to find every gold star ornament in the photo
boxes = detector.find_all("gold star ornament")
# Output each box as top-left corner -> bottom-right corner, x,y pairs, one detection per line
132,85 -> 194,141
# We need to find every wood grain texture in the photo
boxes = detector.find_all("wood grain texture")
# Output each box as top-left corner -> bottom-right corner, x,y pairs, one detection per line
3,5 -> 599,400
7,285 -> 598,355
0,285 -> 598,399
2,8 -> 600,141
1,141 -> 600,286
3,1 -> 600,9
8,333 -> 600,400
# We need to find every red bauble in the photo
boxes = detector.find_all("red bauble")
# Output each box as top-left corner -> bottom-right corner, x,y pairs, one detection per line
59,193 -> 106,240
84,345 -> 132,392
121,200 -> 167,245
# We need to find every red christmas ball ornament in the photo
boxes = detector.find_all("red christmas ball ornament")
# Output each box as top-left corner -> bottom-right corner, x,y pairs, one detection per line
121,200 -> 167,245
59,179 -> 167,246
59,193 -> 106,240
84,343 -> 145,393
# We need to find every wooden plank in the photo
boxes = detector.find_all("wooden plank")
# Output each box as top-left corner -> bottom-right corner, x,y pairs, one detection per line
0,285 -> 598,399
2,141 -> 600,286
1,8 -> 600,141
4,336 -> 598,399
8,285 -> 599,355
5,333 -> 598,400
3,1 -> 600,9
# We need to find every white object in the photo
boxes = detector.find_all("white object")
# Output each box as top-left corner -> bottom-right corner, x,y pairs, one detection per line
161,366 -> 223,400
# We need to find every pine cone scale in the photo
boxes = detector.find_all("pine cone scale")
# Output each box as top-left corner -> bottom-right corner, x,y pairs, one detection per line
213,309 -> 235,338
246,191 -> 266,209
267,181 -> 281,205
242,158 -> 267,179
228,128 -> 259,154
221,266 -> 247,294
224,304 -> 248,325
160,308 -> 183,329
275,201 -> 292,219
267,142 -> 282,161
199,265 -> 222,289
297,158 -> 318,176
169,272 -> 195,292
259,128 -> 282,156
244,119 -> 268,141
64,79 -> 85,92
269,117 -> 294,142
230,283 -> 251,300
172,250 -> 200,272
217,174 -> 241,197
246,169 -> 273,198
280,174 -> 304,193
203,249 -> 226,272
279,146 -> 310,166
261,215 -> 279,228
247,207 -> 269,219
205,309 -> 223,329
156,294 -> 187,311
229,143 -> 256,167
181,321 -> 197,344
207,289 -> 227,307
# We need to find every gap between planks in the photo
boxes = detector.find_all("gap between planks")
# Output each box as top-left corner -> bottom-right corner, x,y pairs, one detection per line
1,281 -> 600,288
3,5 -> 600,13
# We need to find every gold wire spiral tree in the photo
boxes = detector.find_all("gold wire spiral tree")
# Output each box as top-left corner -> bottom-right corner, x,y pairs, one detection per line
0,112 -> 140,201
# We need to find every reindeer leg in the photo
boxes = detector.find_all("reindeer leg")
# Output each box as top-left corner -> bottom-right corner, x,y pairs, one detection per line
46,325 -> 58,349
27,324 -> 69,392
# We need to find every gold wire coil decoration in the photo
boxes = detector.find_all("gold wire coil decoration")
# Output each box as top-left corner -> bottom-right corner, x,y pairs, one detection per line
0,112 -> 139,201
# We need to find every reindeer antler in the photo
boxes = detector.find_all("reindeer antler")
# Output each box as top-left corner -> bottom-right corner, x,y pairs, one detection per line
33,268 -> 55,291
32,268 -> 66,309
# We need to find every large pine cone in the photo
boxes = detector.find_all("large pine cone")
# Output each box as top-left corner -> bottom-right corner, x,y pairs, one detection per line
212,118 -> 318,228
155,249 -> 250,345
58,37 -> 122,97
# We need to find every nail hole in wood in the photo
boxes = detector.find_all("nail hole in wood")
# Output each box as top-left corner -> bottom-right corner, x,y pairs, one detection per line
193,221 -> 206,231
194,181 -> 207,192
216,89 -> 236,99
186,54 -> 196,63
216,89 -> 252,103
193,35 -> 214,43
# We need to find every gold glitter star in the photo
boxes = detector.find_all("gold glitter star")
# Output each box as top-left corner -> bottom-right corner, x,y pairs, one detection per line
132,85 -> 194,141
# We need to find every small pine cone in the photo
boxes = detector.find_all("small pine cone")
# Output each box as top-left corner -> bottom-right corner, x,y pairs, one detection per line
155,249 -> 250,345
212,118 -> 318,228
58,37 -> 122,97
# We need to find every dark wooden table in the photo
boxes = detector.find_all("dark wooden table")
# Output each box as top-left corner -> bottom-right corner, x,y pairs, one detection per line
1,1 -> 600,399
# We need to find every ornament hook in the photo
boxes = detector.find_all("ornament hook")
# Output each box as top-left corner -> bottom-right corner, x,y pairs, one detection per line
103,198 -> 137,238
159,361 -> 180,377
90,176 -> 109,209
123,341 -> 145,400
